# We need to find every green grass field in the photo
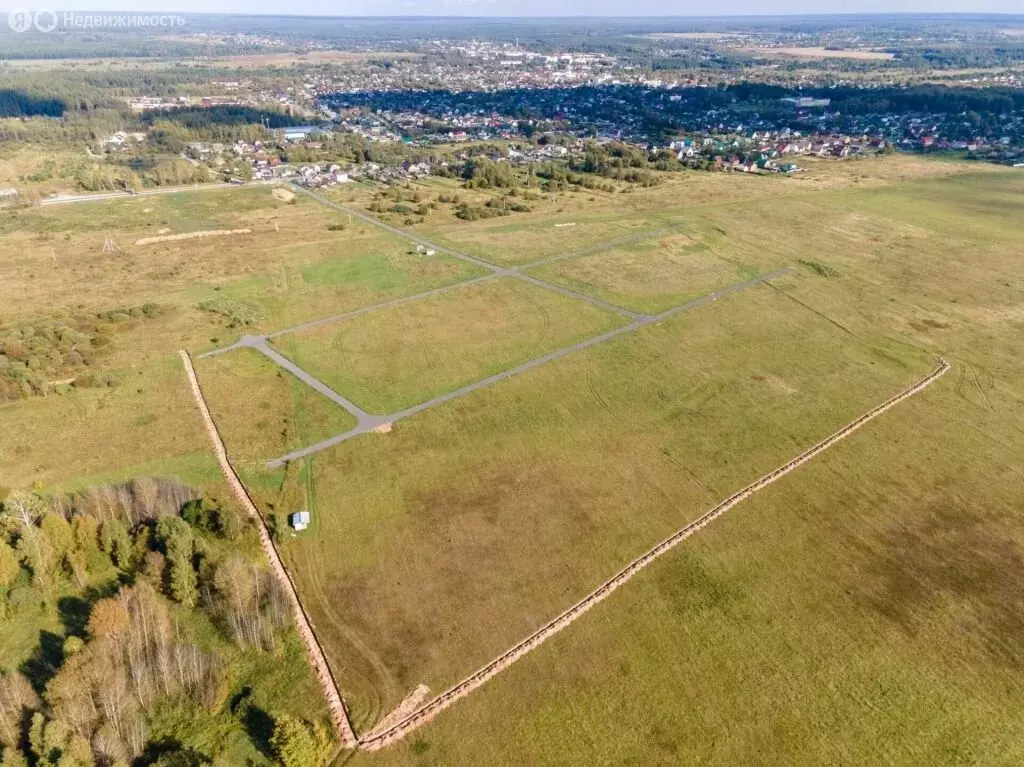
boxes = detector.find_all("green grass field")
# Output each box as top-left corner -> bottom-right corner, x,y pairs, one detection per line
0,187 -> 483,348
330,165 -> 1024,764
268,284 -> 933,730
270,277 -> 627,414
5,156 -> 1024,765
525,229 -> 773,313
195,348 -> 359,465
0,355 -> 214,491
422,211 -> 667,267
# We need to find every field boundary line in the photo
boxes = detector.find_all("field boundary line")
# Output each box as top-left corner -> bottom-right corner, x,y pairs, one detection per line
178,350 -> 359,749
357,357 -> 951,751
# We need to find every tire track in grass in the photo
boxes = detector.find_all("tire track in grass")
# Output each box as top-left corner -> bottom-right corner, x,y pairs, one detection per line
302,460 -> 400,729
966,363 -> 995,412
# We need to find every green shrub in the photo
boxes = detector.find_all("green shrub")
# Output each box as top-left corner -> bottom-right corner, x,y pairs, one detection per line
198,297 -> 264,328
797,259 -> 840,278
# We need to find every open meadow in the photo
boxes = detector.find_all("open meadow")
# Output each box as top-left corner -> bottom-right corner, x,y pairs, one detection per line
337,163 -> 1024,767
0,184 -> 481,490
4,154 -> 1024,764
200,157 -> 1024,762
525,229 -> 775,314
269,277 -> 627,414
268,283 -> 934,728
0,186 -> 480,346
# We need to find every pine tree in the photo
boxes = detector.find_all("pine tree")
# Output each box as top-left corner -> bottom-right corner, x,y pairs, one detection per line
167,551 -> 197,607
157,518 -> 196,606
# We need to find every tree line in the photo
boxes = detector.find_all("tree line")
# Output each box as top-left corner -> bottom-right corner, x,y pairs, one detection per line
0,478 -> 333,766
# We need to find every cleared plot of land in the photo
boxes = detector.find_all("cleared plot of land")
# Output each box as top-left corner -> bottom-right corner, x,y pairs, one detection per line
0,355 -> 215,491
341,167 -> 1024,764
743,46 -> 895,60
270,277 -> 627,414
350,377 -> 1024,766
264,283 -> 931,728
0,186 -> 482,345
194,348 -> 358,467
421,213 -> 664,267
526,231 -> 771,314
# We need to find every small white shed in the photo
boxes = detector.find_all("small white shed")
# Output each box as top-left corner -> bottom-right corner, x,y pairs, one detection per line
289,510 -> 311,531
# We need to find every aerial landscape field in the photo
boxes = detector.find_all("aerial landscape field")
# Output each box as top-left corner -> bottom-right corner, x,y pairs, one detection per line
3,10 -> 1024,766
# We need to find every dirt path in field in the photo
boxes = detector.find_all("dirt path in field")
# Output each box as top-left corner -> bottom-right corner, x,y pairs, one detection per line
356,358 -> 950,751
178,350 -> 358,749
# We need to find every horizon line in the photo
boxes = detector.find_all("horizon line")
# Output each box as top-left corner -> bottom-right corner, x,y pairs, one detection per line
6,10 -> 1023,20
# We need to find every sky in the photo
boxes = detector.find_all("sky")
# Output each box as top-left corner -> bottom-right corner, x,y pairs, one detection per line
2,1 -> 1023,16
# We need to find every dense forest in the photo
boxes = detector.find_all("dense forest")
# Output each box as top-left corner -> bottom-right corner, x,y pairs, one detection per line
0,479 -> 333,766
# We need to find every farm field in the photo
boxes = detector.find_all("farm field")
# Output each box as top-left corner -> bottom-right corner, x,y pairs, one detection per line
198,160 -> 1023,761
269,277 -> 628,414
327,164 -> 1024,763
347,370 -> 1024,766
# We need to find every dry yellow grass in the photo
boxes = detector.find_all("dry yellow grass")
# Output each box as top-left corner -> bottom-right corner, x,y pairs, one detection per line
742,46 -> 895,60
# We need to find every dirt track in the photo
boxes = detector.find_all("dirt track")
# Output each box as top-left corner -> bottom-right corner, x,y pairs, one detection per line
178,350 -> 358,749
135,228 -> 251,246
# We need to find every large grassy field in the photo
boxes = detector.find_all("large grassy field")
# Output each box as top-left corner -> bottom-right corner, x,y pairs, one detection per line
6,155 -> 1024,765
230,160 -> 1024,762
332,165 -> 1024,764
269,277 -> 627,414
328,153 -> 1006,269
335,167 -> 1024,767
267,284 -> 933,729
525,229 -> 776,314
0,185 -> 479,490
0,354 -> 216,492
0,186 -> 482,346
